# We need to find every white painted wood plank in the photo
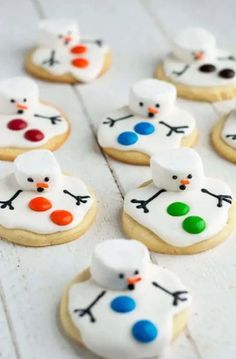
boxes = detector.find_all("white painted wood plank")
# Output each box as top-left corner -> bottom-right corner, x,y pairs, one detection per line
0,290 -> 17,359
0,1 -> 123,358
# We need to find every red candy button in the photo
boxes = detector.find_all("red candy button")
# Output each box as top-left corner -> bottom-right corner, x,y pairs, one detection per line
7,119 -> 28,131
24,129 -> 44,142
71,58 -> 89,68
50,210 -> 73,226
28,197 -> 52,212
71,45 -> 87,54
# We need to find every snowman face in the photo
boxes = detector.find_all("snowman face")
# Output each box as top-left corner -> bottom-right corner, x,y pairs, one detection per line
151,148 -> 204,192
14,150 -> 61,192
91,239 -> 150,291
173,27 -> 216,63
129,79 -> 176,119
0,77 -> 39,115
38,19 -> 80,48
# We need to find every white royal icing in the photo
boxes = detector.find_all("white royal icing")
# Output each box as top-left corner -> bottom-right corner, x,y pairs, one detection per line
32,19 -> 109,83
124,148 -> 233,247
68,239 -> 191,359
221,110 -> 236,149
163,28 -> 236,87
0,150 -> 94,234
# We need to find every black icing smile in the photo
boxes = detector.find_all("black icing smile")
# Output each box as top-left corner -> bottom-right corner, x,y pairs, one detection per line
179,185 -> 186,191
37,187 -> 45,193
148,112 -> 155,118
127,283 -> 135,290
17,109 -> 24,114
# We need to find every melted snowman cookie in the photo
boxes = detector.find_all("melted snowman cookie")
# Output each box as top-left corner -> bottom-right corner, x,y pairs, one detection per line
156,27 -> 236,101
0,77 -> 70,161
98,79 -> 197,165
26,19 -> 111,83
212,109 -> 236,163
60,239 -> 191,359
0,150 -> 96,246
123,148 -> 236,254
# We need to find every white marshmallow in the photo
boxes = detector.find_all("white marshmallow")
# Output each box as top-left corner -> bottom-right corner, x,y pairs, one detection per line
173,27 -> 216,63
150,147 -> 204,192
90,239 -> 150,291
0,77 -> 39,115
38,19 -> 80,48
129,79 -> 176,119
14,150 -> 61,192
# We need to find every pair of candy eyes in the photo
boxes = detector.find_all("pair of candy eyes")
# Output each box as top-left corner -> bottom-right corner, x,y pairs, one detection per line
27,177 -> 50,183
58,32 -> 72,39
10,99 -> 27,103
172,174 -> 192,180
139,102 -> 160,108
119,270 -> 139,279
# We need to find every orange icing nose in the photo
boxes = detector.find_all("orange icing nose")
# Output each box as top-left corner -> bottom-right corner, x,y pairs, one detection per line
16,103 -> 28,110
71,58 -> 89,68
36,182 -> 48,189
64,35 -> 72,42
50,210 -> 73,226
28,197 -> 52,212
127,276 -> 142,285
180,178 -> 190,185
71,45 -> 87,54
195,51 -> 204,60
148,106 -> 159,115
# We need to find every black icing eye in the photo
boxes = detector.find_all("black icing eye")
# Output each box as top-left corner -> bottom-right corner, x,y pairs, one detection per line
119,273 -> 124,279
10,99 -> 15,103
139,102 -> 144,107
23,98 -> 27,102
58,34 -> 63,39
187,174 -> 192,179
27,177 -> 34,182
155,103 -> 160,108
134,270 -> 139,275
172,175 -> 178,180
44,177 -> 49,182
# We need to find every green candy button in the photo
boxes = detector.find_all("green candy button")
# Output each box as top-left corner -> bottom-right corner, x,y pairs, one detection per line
182,216 -> 206,234
167,202 -> 190,217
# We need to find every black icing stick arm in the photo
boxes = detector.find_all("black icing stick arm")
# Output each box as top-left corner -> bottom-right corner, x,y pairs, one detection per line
159,121 -> 189,137
74,290 -> 106,323
34,113 -> 63,125
42,50 -> 60,67
217,55 -> 236,61
81,39 -> 104,47
201,188 -> 232,208
103,114 -> 134,128
0,190 -> 23,210
131,189 -> 166,213
63,189 -> 91,205
152,282 -> 188,306
172,64 -> 190,76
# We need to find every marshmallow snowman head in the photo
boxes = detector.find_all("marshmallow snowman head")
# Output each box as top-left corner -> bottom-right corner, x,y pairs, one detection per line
150,148 -> 204,192
14,150 -> 61,192
38,19 -> 80,48
0,77 -> 39,115
129,79 -> 176,119
173,27 -> 216,63
91,239 -> 150,291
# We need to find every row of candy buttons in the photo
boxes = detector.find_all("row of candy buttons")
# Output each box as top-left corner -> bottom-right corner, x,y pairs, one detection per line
7,119 -> 44,142
117,122 -> 155,146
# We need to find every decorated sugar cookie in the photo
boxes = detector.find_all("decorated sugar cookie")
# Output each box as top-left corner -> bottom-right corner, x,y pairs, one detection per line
0,77 -> 70,161
0,150 -> 96,246
123,148 -> 236,254
26,19 -> 111,83
212,109 -> 236,163
156,27 -> 236,102
97,79 -> 197,165
60,239 -> 191,358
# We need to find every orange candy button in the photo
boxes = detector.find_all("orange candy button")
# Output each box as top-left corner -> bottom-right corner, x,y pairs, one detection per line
71,45 -> 87,54
50,210 -> 73,226
71,58 -> 89,68
28,197 -> 52,212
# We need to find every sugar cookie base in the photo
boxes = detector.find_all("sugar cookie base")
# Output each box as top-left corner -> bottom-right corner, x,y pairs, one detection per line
0,191 -> 96,247
60,268 -> 190,356
122,181 -> 236,254
102,129 -> 198,165
0,100 -> 70,161
156,64 -> 236,102
211,114 -> 236,163
25,49 -> 112,84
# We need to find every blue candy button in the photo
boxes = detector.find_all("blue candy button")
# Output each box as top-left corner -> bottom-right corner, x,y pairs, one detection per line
111,296 -> 136,313
134,122 -> 155,135
117,131 -> 138,146
132,320 -> 158,343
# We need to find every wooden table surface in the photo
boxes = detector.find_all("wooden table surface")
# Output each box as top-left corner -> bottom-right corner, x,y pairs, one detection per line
0,0 -> 236,358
